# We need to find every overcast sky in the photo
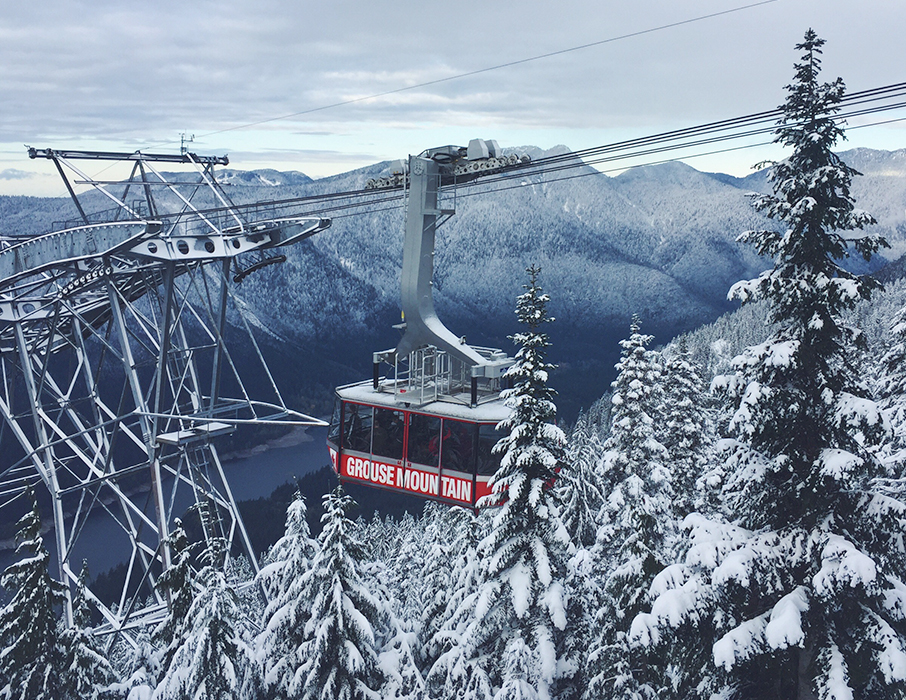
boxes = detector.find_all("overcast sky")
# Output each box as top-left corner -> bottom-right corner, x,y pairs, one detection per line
2,0 -> 904,196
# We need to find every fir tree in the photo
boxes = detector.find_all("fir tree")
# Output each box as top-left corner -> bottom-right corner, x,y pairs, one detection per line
385,511 -> 428,625
558,419 -> 608,699
376,603 -> 426,700
414,503 -> 470,667
657,338 -> 710,516
257,490 -> 319,699
435,266 -> 571,699
424,511 -> 488,700
153,534 -> 252,700
0,493 -> 67,700
877,305 -> 906,466
633,31 -> 905,700
496,634 -> 539,700
108,630 -> 159,700
562,543 -> 609,700
558,417 -> 606,549
60,561 -> 117,700
152,518 -> 195,679
358,513 -> 399,563
585,317 -> 673,700
360,519 -> 426,700
598,316 -> 671,538
292,486 -> 385,700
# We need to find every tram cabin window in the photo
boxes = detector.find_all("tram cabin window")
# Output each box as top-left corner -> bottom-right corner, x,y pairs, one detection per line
476,423 -> 503,476
441,419 -> 474,473
407,413 -> 441,468
343,403 -> 373,453
372,407 -> 404,461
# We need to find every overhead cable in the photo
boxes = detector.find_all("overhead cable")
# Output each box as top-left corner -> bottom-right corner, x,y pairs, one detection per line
211,81 -> 906,222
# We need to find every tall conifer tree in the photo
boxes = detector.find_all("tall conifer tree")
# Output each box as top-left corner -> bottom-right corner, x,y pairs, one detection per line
60,561 -> 116,700
657,338 -> 709,516
424,511 -> 488,700
433,266 -> 570,700
558,418 -> 606,550
153,518 -> 195,679
0,494 -> 66,700
292,487 -> 385,700
154,532 -> 252,700
257,491 -> 319,698
633,31 -> 906,700
877,306 -> 906,464
585,317 -> 673,700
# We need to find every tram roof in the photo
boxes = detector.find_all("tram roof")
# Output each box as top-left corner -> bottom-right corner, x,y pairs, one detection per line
336,380 -> 510,422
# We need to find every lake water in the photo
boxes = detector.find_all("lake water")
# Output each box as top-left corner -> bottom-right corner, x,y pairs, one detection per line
0,426 -> 331,581
217,425 -> 330,502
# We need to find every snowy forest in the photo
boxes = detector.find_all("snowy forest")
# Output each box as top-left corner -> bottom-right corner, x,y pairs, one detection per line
5,29 -> 906,700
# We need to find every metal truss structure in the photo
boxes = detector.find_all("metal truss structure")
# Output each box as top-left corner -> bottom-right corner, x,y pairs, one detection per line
0,147 -> 329,635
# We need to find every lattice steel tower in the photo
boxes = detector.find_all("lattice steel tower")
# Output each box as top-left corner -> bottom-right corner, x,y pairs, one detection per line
0,148 -> 329,634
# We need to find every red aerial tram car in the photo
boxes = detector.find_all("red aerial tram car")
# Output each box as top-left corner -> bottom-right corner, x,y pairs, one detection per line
327,382 -> 507,508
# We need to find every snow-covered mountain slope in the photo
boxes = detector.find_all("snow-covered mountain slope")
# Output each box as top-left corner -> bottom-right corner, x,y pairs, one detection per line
2,147 -> 903,418
216,168 -> 312,187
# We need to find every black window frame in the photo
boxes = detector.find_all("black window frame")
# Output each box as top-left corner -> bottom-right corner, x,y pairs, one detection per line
371,406 -> 405,462
439,418 -> 476,475
342,402 -> 373,454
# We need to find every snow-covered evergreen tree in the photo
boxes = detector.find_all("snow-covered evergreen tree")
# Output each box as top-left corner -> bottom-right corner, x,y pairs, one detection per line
256,490 -> 319,699
657,338 -> 710,516
370,559 -> 426,700
584,317 -> 674,700
358,513 -> 398,563
60,561 -> 117,700
633,30 -> 906,700
384,511 -> 428,624
561,543 -> 608,700
413,503 -> 471,667
558,417 -> 606,549
153,533 -> 252,700
877,305 -> 906,467
424,510 -> 489,700
291,486 -> 385,700
152,518 -> 194,681
108,630 -> 159,700
0,494 -> 67,700
597,316 -> 673,562
496,634 -> 540,700
432,266 -> 571,700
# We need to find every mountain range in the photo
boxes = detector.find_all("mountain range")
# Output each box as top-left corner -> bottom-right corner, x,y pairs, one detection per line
2,146 -> 904,419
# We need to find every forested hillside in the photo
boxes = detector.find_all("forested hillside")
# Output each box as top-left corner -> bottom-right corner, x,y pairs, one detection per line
9,233 -> 906,698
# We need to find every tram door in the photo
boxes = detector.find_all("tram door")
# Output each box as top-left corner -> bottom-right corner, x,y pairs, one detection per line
405,413 -> 441,498
437,418 -> 476,504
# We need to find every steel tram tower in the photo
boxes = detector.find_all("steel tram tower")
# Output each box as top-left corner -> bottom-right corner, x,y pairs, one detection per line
0,147 -> 329,635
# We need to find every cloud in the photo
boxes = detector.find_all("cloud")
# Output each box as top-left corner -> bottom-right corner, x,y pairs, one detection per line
227,148 -> 381,165
1,0 -> 905,195
0,169 -> 35,180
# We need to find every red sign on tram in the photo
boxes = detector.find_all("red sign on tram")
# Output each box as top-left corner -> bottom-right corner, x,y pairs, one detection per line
339,453 -> 490,506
